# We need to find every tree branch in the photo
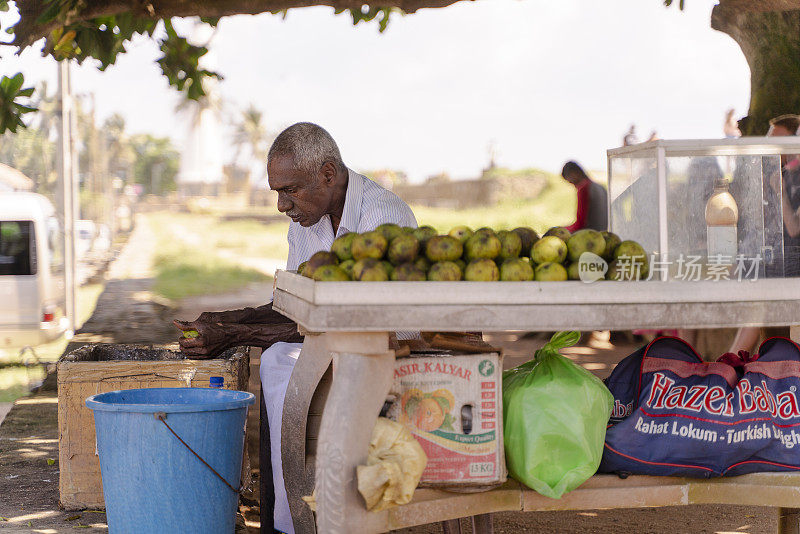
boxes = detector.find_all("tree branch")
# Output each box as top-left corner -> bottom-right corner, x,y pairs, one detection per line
12,0 -> 466,49
712,0 -> 800,34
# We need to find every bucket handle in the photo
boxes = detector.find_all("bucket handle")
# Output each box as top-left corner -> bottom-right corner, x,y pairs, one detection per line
155,413 -> 242,493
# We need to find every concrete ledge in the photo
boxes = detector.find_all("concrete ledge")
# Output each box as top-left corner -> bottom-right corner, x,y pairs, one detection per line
376,473 -> 800,531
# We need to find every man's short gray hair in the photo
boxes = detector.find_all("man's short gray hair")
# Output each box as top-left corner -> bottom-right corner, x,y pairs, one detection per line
268,122 -> 346,175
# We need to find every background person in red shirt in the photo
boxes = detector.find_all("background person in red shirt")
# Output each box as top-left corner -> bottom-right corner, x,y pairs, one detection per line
561,160 -> 608,232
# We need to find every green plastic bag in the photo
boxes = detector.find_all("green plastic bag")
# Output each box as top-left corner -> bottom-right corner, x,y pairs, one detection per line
502,331 -> 614,498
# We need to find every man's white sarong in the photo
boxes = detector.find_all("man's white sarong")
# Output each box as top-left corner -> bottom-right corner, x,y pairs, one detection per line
260,341 -> 303,534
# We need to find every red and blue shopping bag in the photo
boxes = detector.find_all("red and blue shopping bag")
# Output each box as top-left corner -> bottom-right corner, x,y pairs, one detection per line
600,336 -> 800,477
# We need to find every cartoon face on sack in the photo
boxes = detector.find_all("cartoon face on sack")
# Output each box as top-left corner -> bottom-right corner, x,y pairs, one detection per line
600,336 -> 800,477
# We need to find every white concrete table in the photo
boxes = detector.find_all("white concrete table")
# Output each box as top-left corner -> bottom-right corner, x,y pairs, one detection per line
272,272 -> 800,534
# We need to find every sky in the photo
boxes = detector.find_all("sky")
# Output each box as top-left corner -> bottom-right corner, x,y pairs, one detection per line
0,0 -> 750,182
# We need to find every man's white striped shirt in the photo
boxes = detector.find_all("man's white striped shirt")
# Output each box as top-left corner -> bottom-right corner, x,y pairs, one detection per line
285,168 -> 417,271
282,168 -> 418,340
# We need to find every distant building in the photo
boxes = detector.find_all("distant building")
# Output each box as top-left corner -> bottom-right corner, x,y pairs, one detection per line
0,163 -> 34,192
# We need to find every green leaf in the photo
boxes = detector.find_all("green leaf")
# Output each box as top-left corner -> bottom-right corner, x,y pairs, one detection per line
404,396 -> 420,417
440,412 -> 455,431
47,458 -> 56,465
37,2 -> 65,25
343,6 -> 397,32
156,25 -> 222,102
7,72 -> 23,95
432,394 -> 450,414
0,73 -> 37,134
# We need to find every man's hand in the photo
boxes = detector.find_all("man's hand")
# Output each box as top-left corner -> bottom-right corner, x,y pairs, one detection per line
174,319 -> 234,359
173,315 -> 305,359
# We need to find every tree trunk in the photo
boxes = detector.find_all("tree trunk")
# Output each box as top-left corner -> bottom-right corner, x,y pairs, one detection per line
712,7 -> 800,135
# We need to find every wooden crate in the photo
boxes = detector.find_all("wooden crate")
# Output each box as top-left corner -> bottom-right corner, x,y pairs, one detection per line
57,343 -> 250,510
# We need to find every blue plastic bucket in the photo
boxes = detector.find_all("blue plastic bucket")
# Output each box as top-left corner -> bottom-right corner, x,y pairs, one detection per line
86,387 -> 255,534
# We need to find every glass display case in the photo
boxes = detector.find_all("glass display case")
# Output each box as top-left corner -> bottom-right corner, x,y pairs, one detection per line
607,138 -> 800,280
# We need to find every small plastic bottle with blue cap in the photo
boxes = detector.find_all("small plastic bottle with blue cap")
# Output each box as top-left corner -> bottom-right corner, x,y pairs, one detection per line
209,376 -> 224,389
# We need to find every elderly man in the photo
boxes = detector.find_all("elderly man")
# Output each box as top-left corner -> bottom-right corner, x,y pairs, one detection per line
174,122 -> 416,533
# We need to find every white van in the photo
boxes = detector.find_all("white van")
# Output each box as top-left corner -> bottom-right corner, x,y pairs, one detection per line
0,192 -> 67,348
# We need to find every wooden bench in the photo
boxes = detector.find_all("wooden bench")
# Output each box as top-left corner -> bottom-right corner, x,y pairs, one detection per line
271,272 -> 800,533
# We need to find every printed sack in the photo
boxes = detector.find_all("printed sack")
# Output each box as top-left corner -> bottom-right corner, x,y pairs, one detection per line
601,336 -> 800,477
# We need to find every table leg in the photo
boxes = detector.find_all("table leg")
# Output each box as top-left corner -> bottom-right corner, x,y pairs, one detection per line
471,513 -> 494,534
315,332 -> 392,534
779,508 -> 800,534
282,333 -> 333,533
440,519 -> 462,534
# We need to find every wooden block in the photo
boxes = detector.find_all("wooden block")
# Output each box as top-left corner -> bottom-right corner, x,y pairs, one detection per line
57,344 -> 250,510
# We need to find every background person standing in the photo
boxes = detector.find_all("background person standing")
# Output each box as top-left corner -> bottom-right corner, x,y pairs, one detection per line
561,160 -> 608,232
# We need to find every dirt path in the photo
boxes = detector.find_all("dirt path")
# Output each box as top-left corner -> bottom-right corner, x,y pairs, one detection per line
0,402 -> 11,426
73,215 -> 177,346
0,392 -> 107,533
175,282 -> 274,322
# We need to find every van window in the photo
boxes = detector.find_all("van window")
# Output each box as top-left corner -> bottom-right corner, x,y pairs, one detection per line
0,220 -> 36,275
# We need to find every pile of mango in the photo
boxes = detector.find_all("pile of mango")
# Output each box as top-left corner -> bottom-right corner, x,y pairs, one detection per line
297,224 -> 648,282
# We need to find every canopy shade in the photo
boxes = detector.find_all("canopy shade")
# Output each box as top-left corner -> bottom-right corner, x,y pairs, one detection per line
12,0 -> 465,48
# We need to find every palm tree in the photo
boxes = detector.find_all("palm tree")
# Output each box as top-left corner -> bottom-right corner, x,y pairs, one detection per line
30,82 -> 59,193
231,104 -> 272,202
103,113 -> 135,186
32,81 -> 59,138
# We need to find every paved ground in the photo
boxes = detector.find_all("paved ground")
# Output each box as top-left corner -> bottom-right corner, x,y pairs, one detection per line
0,214 -> 781,533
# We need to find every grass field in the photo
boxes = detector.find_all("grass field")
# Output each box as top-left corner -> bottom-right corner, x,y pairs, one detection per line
147,213 -> 276,300
412,179 -> 576,235
142,183 -> 577,301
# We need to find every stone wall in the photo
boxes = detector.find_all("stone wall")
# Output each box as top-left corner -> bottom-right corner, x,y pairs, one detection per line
392,173 -> 549,209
